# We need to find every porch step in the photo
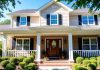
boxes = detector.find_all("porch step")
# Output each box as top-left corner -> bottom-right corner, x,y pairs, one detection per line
37,60 -> 73,70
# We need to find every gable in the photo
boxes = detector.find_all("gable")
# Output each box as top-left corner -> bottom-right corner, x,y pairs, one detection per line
39,1 -> 73,12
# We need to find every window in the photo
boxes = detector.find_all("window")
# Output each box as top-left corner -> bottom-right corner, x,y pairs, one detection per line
82,16 -> 94,25
20,17 -> 27,26
82,37 -> 98,50
16,38 -> 30,50
50,14 -> 59,25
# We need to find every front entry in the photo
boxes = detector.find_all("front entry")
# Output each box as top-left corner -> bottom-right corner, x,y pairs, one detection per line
46,38 -> 62,58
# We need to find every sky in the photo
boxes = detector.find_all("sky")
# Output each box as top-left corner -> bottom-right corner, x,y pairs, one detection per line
0,0 -> 72,21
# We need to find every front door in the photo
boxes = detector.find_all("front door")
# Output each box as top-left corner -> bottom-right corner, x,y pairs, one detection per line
46,39 -> 62,58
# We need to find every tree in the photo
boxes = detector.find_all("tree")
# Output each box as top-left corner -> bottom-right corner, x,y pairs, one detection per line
0,0 -> 21,18
57,0 -> 100,13
0,19 -> 11,25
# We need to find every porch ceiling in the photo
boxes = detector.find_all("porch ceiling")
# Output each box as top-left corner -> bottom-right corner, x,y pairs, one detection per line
0,26 -> 100,35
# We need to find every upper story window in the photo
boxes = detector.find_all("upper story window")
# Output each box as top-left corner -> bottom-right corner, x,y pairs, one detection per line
20,17 -> 27,26
50,14 -> 59,25
82,16 -> 95,25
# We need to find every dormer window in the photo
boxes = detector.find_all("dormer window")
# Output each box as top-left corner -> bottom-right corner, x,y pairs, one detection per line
20,17 -> 27,26
50,14 -> 59,25
82,16 -> 95,25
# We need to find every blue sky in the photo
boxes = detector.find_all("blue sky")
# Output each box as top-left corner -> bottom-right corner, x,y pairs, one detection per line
0,0 -> 72,21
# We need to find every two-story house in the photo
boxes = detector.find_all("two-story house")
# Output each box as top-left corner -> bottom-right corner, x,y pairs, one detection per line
0,0 -> 100,62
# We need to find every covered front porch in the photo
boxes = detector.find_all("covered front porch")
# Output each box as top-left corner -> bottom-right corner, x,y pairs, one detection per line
1,26 -> 100,62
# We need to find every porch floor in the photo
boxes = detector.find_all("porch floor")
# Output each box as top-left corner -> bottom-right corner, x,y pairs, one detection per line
37,60 -> 73,70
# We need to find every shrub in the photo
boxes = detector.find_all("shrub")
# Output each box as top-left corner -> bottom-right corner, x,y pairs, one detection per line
0,48 -> 2,56
10,57 -> 19,65
83,59 -> 91,66
24,63 -> 36,70
88,63 -> 96,70
2,57 -> 10,60
97,56 -> 100,67
18,56 -> 25,62
29,56 -> 35,62
1,60 -> 9,67
90,57 -> 96,60
19,62 -> 26,69
5,63 -> 15,70
90,59 -> 97,65
23,58 -> 31,64
31,52 -> 36,58
0,57 -> 2,62
76,57 -> 84,64
73,63 -> 80,70
77,66 -> 88,70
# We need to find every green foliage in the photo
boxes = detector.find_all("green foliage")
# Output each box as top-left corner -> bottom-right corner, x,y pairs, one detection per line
90,57 -> 96,60
0,19 -> 11,25
58,0 -> 100,13
23,58 -> 32,64
2,57 -> 10,60
97,56 -> 100,66
19,62 -> 25,69
1,60 -> 9,67
0,41 -> 2,48
73,63 -> 80,70
90,59 -> 97,65
18,56 -> 25,62
0,0 -> 21,18
10,57 -> 18,64
76,57 -> 84,64
0,48 -> 2,57
83,60 -> 90,66
5,63 -> 15,70
29,56 -> 35,62
77,66 -> 88,70
24,63 -> 36,70
88,63 -> 96,70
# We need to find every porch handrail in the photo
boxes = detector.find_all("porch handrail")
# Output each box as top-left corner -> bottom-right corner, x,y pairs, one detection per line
73,50 -> 100,57
7,50 -> 37,57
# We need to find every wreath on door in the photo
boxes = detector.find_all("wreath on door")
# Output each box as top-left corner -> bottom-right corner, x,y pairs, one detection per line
52,40 -> 56,48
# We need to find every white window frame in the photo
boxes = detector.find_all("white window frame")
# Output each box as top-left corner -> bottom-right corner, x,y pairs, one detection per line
50,14 -> 59,25
16,38 -> 30,50
19,16 -> 27,26
82,15 -> 95,25
82,37 -> 98,50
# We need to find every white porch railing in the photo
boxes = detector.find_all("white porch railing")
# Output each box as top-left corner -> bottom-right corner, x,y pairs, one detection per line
7,50 -> 37,57
73,50 -> 100,57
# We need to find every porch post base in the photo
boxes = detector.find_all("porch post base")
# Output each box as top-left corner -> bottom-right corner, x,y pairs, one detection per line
69,59 -> 74,63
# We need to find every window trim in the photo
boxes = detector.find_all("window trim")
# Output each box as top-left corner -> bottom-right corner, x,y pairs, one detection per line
16,38 -> 30,50
50,14 -> 59,25
19,16 -> 27,26
82,15 -> 95,25
82,37 -> 98,50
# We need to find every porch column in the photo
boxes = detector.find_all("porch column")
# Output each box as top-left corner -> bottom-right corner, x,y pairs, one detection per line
1,35 -> 7,57
36,33 -> 41,62
68,33 -> 74,61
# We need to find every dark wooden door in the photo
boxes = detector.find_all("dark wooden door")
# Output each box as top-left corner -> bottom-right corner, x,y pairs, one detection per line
46,39 -> 62,58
